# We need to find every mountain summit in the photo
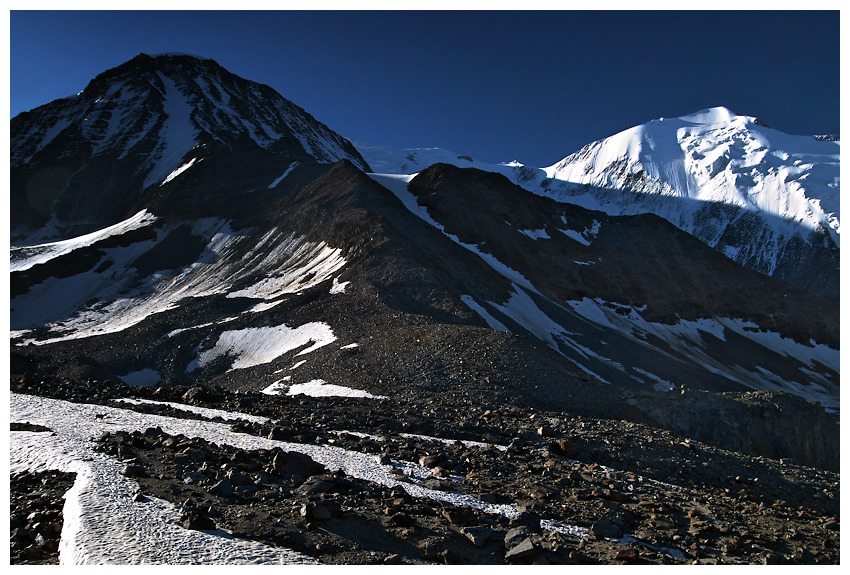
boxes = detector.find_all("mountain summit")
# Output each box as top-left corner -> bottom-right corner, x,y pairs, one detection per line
11,53 -> 369,242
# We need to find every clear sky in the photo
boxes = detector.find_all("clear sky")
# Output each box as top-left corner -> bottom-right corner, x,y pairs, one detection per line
8,8 -> 841,167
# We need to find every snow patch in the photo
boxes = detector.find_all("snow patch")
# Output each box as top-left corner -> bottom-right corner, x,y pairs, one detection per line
117,369 -> 162,388
268,161 -> 299,188
329,277 -> 350,294
226,235 -> 346,300
488,284 -> 568,349
261,377 -> 292,396
519,228 -> 551,240
286,379 -> 387,399
244,300 -> 284,314
11,393 -> 591,563
10,210 -> 157,273
460,295 -> 509,332
190,322 -> 336,372
160,157 -> 198,185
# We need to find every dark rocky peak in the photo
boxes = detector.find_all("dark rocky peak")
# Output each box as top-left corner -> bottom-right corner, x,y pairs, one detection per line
11,53 -> 369,241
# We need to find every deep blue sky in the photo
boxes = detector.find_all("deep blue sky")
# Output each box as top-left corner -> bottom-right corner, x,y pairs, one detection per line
9,10 -> 840,166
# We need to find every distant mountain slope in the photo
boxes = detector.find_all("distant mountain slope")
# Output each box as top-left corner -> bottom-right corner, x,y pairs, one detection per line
353,107 -> 840,295
11,53 -> 369,242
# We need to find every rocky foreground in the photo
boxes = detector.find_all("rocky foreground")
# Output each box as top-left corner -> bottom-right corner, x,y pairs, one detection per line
9,375 -> 840,565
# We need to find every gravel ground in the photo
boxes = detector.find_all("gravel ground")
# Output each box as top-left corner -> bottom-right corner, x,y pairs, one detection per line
10,375 -> 840,565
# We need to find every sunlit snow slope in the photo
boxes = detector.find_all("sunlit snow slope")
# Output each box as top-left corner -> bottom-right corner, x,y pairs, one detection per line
353,107 -> 840,294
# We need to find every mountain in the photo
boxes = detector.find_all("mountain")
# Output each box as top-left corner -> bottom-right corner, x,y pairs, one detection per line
9,55 -> 840,565
10,53 -> 369,242
353,107 -> 840,296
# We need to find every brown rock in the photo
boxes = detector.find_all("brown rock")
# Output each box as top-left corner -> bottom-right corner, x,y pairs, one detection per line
615,547 -> 639,562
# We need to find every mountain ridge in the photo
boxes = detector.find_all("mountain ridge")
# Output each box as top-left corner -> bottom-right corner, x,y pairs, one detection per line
353,106 -> 840,296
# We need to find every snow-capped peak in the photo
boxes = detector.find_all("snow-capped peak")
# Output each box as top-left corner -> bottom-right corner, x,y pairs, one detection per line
543,107 -> 839,245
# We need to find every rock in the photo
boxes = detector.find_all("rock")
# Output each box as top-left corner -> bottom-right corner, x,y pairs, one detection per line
181,386 -> 208,404
182,472 -> 205,485
390,512 -> 416,528
432,466 -> 451,478
180,511 -> 216,531
600,489 -> 630,503
186,448 -> 210,463
462,525 -> 492,546
420,539 -> 444,560
422,479 -> 445,490
226,469 -> 252,487
297,475 -> 337,495
267,427 -> 290,440
537,424 -> 555,437
230,422 -> 252,433
208,480 -> 234,497
504,526 -> 530,549
300,501 -> 341,521
504,537 -> 535,562
550,438 -> 578,458
509,511 -> 542,532
438,548 -> 459,564
590,517 -> 622,539
441,505 -> 475,525
420,454 -> 442,467
615,547 -> 639,562
272,451 -> 326,477
120,464 -> 146,478
173,453 -> 191,466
